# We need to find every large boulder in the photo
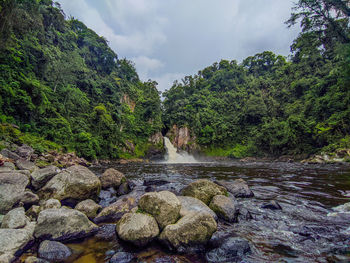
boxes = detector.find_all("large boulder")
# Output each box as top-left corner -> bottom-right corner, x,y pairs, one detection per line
34,208 -> 98,241
100,168 -> 126,189
94,195 -> 138,224
209,195 -> 237,222
0,172 -> 29,214
31,166 -> 60,190
178,196 -> 217,221
116,212 -> 159,246
159,212 -> 217,252
75,199 -> 101,219
1,207 -> 29,229
0,222 -> 35,262
215,179 -> 254,198
15,159 -> 37,172
138,191 -> 181,229
40,165 -> 101,202
0,162 -> 15,172
38,240 -> 72,262
181,179 -> 227,205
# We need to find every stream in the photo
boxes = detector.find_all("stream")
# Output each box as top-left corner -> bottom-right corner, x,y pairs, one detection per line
21,161 -> 350,263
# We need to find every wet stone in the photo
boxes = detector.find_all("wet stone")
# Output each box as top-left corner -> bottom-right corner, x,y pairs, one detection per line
261,200 -> 283,210
38,240 -> 72,262
109,252 -> 134,263
95,224 -> 117,241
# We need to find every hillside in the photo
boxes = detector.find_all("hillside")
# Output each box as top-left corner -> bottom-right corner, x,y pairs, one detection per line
0,0 -> 163,160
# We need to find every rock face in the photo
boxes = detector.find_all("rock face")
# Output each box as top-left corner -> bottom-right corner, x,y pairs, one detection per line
34,208 -> 98,241
40,165 -> 101,202
138,191 -> 181,229
38,240 -> 72,262
178,196 -> 217,221
94,195 -> 138,224
209,195 -> 236,222
159,212 -> 217,251
215,179 -> 254,198
75,199 -> 101,219
116,212 -> 159,246
181,179 -> 227,205
1,207 -> 29,229
0,172 -> 29,214
100,168 -> 126,189
31,166 -> 60,190
166,125 -> 198,152
0,222 -> 35,262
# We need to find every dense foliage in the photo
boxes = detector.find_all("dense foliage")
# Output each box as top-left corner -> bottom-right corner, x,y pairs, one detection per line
0,0 -> 162,159
163,0 -> 350,157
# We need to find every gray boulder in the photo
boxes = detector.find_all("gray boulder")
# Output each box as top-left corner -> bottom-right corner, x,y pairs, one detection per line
15,159 -> 37,172
0,162 -> 15,172
138,191 -> 181,229
215,179 -> 254,198
17,145 -> 34,160
209,195 -> 236,222
116,212 -> 159,246
40,165 -> 101,201
41,199 -> 61,210
20,191 -> 40,207
0,149 -> 20,160
75,199 -> 101,219
31,166 -> 60,190
1,207 -> 29,229
100,168 -> 126,189
34,208 -> 98,241
0,172 -> 29,214
38,240 -> 72,262
178,196 -> 217,221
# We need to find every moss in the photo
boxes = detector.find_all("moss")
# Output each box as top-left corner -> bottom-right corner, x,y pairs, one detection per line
35,159 -> 51,168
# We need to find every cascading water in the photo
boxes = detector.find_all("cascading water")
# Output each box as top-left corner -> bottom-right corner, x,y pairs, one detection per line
163,137 -> 197,163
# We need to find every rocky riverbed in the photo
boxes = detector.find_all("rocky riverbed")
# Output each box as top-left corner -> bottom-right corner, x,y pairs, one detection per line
0,145 -> 350,263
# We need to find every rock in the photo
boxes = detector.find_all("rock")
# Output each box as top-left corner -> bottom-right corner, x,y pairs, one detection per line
261,200 -> 282,210
116,212 -> 159,246
138,191 -> 181,229
100,168 -> 126,189
117,182 -> 131,196
20,191 -> 40,208
0,214 -> 3,224
40,165 -> 101,202
109,252 -> 135,263
42,199 -> 61,210
31,166 -> 60,190
215,179 -> 254,198
17,145 -> 34,160
206,236 -> 251,263
26,205 -> 41,220
34,208 -> 98,241
38,240 -> 72,262
0,172 -> 29,214
75,199 -> 101,219
94,196 -> 138,224
181,179 -> 227,205
0,222 -> 35,261
209,195 -> 237,222
1,207 -> 29,229
0,162 -> 15,172
95,224 -> 117,241
159,212 -> 217,252
15,159 -> 37,172
178,196 -> 218,221
24,256 -> 50,263
0,149 -> 20,161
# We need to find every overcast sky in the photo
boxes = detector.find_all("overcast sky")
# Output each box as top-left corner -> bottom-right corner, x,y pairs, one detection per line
57,0 -> 300,92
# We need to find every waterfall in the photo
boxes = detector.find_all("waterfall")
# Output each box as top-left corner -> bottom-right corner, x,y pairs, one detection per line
163,137 -> 197,163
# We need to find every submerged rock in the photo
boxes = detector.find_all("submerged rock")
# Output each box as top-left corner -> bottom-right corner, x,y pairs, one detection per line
38,240 -> 72,262
100,168 -> 126,189
109,252 -> 135,263
34,208 -> 98,241
209,195 -> 237,222
159,212 -> 217,252
215,179 -> 254,198
75,199 -> 101,219
138,191 -> 181,229
261,200 -> 282,210
116,212 -> 159,246
40,165 -> 101,202
177,196 -> 217,221
181,179 -> 227,205
1,207 -> 29,229
0,172 -> 29,214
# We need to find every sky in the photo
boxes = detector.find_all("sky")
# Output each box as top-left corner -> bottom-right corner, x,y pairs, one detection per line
57,0 -> 300,93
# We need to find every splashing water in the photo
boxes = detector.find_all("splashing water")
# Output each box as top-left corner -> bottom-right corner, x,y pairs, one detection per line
163,137 -> 197,163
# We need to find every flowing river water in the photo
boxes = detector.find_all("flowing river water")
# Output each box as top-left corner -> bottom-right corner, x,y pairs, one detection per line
20,160 -> 350,263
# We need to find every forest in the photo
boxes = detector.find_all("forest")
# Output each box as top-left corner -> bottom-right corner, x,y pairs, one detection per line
0,0 -> 349,160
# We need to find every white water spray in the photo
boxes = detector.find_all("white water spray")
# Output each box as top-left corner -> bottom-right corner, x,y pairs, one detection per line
163,137 -> 197,163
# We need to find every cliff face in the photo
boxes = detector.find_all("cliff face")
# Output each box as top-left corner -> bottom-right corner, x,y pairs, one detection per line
166,125 -> 199,153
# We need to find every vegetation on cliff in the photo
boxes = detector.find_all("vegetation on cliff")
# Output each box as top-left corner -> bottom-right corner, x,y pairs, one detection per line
163,0 -> 350,158
0,0 -> 163,159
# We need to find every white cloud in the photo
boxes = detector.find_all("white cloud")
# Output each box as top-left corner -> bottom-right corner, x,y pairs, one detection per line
154,73 -> 187,94
131,56 -> 164,80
